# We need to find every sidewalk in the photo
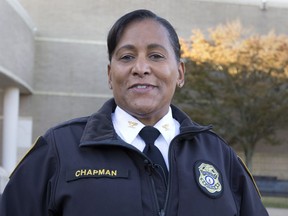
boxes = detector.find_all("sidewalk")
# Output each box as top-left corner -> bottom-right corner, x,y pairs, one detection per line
267,207 -> 288,216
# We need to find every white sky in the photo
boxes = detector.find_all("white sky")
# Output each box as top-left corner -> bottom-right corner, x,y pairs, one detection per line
197,0 -> 288,8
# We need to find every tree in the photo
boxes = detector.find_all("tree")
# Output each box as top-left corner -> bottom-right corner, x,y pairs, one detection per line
174,21 -> 288,171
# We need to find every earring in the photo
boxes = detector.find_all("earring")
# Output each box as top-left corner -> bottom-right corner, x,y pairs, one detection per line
178,82 -> 184,88
108,82 -> 112,89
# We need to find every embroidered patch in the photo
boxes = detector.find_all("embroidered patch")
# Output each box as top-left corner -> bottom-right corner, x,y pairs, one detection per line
66,168 -> 129,182
194,161 -> 223,198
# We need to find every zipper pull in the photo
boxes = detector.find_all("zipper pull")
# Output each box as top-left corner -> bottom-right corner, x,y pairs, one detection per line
144,159 -> 154,175
159,209 -> 165,216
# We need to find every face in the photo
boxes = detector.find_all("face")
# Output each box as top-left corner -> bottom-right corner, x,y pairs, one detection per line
108,19 -> 185,125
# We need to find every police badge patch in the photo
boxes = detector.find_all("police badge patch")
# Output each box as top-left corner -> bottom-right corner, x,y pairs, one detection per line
194,161 -> 223,198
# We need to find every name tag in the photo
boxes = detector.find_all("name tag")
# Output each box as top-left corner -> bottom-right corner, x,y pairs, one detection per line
66,168 -> 129,182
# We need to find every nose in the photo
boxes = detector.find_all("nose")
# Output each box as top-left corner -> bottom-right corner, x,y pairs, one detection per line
131,57 -> 151,77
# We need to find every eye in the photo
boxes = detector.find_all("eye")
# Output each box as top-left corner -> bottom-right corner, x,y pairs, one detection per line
120,55 -> 135,62
149,53 -> 165,61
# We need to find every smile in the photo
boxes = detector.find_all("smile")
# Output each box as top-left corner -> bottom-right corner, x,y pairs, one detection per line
129,84 -> 156,92
130,84 -> 155,89
135,85 -> 149,89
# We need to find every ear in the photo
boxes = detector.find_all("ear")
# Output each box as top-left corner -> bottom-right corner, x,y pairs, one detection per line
177,61 -> 185,88
107,64 -> 113,89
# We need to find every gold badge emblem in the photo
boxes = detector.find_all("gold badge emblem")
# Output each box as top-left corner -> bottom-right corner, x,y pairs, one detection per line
198,163 -> 222,194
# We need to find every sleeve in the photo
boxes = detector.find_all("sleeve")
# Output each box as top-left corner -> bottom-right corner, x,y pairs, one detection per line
0,135 -> 58,216
230,151 -> 269,216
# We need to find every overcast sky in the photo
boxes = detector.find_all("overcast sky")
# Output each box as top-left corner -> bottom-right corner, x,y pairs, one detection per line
199,0 -> 288,8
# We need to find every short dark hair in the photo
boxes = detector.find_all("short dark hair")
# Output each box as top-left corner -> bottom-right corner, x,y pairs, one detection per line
107,9 -> 181,62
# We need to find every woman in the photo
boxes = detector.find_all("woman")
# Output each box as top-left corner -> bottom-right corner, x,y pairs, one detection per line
0,9 -> 268,216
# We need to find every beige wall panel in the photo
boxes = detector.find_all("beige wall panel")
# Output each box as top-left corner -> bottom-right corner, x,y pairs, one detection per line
33,41 -> 110,95
30,94 -> 110,140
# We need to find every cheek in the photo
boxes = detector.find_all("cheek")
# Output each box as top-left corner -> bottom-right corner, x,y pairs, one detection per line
113,77 -> 127,90
161,73 -> 178,89
110,65 -> 129,82
110,75 -> 129,95
110,70 -> 123,86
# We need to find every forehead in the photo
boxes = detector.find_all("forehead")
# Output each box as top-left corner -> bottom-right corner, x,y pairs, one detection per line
116,19 -> 172,49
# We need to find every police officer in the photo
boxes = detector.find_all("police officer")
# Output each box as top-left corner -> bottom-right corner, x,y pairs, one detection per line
0,9 -> 268,216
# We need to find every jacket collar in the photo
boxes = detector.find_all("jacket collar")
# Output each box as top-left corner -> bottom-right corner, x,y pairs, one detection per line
80,99 -> 117,146
80,98 -> 212,147
170,105 -> 212,133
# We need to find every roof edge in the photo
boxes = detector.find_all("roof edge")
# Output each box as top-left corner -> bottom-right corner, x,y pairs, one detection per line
0,65 -> 34,94
5,0 -> 37,33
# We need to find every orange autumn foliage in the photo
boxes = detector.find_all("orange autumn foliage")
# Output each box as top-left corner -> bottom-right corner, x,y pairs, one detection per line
181,20 -> 288,78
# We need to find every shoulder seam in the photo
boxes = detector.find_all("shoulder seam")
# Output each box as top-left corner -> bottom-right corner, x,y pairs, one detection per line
50,116 -> 89,131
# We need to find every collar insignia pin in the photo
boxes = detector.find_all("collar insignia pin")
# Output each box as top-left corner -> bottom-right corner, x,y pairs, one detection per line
162,124 -> 169,131
128,121 -> 138,128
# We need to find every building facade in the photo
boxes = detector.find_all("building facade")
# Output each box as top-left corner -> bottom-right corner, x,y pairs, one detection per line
0,0 -> 288,190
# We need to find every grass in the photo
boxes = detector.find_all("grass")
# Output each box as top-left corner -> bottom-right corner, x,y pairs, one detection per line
262,196 -> 288,209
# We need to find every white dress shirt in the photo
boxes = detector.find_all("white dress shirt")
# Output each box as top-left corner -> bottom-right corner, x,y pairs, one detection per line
111,106 -> 180,169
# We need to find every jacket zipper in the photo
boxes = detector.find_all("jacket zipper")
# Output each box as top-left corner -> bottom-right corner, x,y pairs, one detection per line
161,142 -> 173,216
151,175 -> 164,216
145,160 -> 163,216
162,132 -> 193,216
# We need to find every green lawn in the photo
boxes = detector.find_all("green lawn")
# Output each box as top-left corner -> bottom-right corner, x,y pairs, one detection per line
262,196 -> 288,209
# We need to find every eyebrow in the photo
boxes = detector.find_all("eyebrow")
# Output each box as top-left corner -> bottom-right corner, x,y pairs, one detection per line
115,44 -> 136,55
115,43 -> 168,55
147,43 -> 168,52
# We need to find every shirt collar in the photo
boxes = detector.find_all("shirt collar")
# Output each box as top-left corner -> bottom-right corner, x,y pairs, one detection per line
112,106 -> 145,144
154,108 -> 179,144
112,106 -> 179,145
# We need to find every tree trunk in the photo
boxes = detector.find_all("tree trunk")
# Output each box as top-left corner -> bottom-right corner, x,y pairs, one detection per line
244,147 -> 254,172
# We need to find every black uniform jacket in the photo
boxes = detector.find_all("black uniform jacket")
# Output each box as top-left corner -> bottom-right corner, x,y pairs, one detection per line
0,99 -> 268,216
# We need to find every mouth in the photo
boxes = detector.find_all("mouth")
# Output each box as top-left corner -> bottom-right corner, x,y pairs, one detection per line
129,84 -> 157,93
130,84 -> 155,89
